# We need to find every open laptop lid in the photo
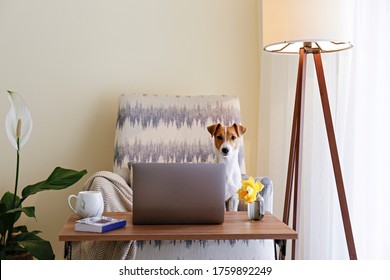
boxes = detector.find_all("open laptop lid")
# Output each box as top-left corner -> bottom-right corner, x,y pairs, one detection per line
132,163 -> 225,225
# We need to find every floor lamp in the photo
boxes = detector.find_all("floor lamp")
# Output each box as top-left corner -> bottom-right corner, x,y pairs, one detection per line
262,0 -> 357,260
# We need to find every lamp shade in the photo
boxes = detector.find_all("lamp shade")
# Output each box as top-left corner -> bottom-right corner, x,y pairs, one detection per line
262,0 -> 353,54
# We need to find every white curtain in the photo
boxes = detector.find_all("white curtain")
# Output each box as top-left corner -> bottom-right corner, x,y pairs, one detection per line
258,0 -> 390,259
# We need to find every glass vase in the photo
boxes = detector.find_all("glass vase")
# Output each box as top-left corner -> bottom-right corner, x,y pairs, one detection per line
247,194 -> 264,221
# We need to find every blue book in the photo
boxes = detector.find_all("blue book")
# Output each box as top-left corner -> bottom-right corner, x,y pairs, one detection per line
75,216 -> 126,233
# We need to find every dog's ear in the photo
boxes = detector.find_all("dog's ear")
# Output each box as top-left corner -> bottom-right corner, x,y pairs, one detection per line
233,123 -> 247,136
207,123 -> 221,136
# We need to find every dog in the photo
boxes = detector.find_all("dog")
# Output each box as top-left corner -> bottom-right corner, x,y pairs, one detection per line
207,123 -> 246,211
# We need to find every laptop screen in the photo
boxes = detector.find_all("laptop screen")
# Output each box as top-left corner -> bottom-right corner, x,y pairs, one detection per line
132,163 -> 226,225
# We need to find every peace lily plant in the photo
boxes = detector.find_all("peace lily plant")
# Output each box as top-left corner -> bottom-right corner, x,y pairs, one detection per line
0,91 -> 87,260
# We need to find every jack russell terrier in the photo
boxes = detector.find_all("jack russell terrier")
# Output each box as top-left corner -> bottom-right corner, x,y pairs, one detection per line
207,123 -> 246,211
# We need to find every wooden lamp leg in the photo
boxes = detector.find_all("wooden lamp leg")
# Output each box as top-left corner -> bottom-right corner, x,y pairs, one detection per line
313,51 -> 357,260
280,49 -> 357,260
280,48 -> 307,260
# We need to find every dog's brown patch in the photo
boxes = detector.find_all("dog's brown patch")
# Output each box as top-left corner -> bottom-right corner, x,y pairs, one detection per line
207,123 -> 246,151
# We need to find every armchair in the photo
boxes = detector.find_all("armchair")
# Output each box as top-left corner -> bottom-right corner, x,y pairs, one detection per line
113,94 -> 274,259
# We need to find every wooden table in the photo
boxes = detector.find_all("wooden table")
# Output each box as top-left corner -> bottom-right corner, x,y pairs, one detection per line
59,211 -> 297,259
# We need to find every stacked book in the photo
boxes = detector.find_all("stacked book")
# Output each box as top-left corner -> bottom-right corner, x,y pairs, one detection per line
75,216 -> 126,233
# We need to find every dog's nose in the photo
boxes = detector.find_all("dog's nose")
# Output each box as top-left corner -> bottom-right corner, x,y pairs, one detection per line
222,147 -> 229,155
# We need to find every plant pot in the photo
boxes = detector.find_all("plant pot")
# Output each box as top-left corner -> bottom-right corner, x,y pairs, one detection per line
5,250 -> 34,260
247,194 -> 265,221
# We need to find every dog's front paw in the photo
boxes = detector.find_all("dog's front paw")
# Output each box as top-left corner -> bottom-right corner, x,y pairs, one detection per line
226,197 -> 239,211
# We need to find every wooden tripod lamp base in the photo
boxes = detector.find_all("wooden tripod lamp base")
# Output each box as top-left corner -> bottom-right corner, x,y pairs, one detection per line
280,46 -> 357,260
262,0 -> 356,260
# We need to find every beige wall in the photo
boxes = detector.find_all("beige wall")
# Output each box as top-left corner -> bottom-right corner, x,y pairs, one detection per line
0,0 -> 260,258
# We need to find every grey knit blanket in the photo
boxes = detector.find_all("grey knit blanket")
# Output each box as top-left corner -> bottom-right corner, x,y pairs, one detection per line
70,171 -> 136,260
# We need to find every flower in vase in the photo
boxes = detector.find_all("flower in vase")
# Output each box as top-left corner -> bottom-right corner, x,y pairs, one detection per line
237,176 -> 264,204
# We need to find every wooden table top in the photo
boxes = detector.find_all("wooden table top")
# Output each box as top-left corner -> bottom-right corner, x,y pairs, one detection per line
59,211 -> 297,242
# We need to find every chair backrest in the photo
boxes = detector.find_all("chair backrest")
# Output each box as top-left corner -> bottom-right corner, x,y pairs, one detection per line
113,94 -> 246,184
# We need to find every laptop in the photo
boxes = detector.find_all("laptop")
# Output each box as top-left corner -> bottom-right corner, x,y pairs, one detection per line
132,163 -> 226,225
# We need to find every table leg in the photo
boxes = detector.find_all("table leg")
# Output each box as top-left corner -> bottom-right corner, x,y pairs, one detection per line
64,241 -> 72,260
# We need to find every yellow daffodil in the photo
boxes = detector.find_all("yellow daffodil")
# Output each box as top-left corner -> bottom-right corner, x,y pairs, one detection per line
237,176 -> 264,204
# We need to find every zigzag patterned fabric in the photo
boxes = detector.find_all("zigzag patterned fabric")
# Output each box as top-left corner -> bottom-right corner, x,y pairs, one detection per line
114,94 -> 246,183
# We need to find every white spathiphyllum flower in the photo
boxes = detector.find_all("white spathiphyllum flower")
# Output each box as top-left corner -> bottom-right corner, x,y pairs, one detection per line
5,91 -> 33,150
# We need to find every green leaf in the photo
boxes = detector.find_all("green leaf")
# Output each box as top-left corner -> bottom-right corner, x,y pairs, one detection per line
0,201 -> 7,214
5,206 -> 35,218
10,231 -> 54,259
21,240 -> 55,260
12,225 -> 28,233
1,191 -> 20,211
0,193 -> 23,235
19,238 -> 55,260
12,231 -> 41,241
21,167 -> 87,199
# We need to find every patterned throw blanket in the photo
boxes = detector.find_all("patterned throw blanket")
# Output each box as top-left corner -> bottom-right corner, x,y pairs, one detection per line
71,171 -> 136,260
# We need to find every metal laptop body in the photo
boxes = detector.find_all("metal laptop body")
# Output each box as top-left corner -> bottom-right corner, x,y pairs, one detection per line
132,163 -> 226,225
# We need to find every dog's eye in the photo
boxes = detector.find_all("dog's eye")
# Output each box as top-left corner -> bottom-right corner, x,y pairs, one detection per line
217,135 -> 223,140
231,136 -> 236,140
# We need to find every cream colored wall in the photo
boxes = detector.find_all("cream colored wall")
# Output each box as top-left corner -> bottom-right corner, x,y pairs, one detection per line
0,0 -> 260,258
257,0 -> 301,223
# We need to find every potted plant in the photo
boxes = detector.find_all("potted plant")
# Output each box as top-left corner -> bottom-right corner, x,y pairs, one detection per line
0,91 -> 87,259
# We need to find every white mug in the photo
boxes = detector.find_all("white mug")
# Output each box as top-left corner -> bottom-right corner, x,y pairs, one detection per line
68,191 -> 104,218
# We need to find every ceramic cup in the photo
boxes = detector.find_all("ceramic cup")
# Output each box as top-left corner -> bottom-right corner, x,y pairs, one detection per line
67,191 -> 104,218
